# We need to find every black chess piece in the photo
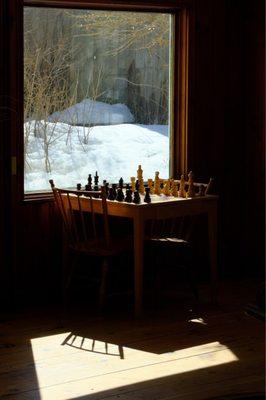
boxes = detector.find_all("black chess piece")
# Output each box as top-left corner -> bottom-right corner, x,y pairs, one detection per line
119,177 -> 124,189
135,179 -> 140,191
144,187 -> 151,203
112,183 -> 117,198
116,187 -> 124,202
104,182 -> 109,195
125,188 -> 133,203
76,183 -> 82,191
107,187 -> 115,200
86,174 -> 92,191
94,171 -> 99,190
197,184 -> 205,197
133,190 -> 141,204
126,183 -> 130,190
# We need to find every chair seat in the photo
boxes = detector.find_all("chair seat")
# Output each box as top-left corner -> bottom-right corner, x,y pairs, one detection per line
146,236 -> 190,248
70,235 -> 133,257
148,237 -> 188,244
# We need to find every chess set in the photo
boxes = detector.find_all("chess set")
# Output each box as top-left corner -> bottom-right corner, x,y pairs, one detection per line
76,166 -> 213,204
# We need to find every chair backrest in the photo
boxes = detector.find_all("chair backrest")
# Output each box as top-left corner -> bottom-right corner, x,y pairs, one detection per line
49,180 -> 110,249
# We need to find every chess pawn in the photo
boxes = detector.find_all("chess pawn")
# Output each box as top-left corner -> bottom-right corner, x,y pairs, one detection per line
147,179 -> 154,194
187,171 -> 196,198
135,179 -> 140,191
116,187 -> 124,202
107,187 -> 115,200
171,180 -> 178,197
178,174 -> 186,198
76,183 -> 82,191
162,179 -> 171,196
130,177 -> 136,192
154,171 -> 161,195
133,190 -> 141,204
125,188 -> 133,203
144,187 -> 151,203
112,183 -> 117,199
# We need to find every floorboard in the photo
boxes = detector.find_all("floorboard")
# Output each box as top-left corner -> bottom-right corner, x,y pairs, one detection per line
0,280 -> 264,400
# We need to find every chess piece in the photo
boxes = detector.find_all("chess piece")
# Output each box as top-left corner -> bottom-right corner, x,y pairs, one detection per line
112,183 -> 117,199
76,183 -> 82,191
130,177 -> 136,192
147,179 -> 154,194
197,184 -> 205,197
104,181 -> 109,195
133,190 -> 141,204
154,171 -> 161,195
187,171 -> 196,198
125,188 -> 133,203
137,165 -> 145,194
119,177 -> 124,189
116,187 -> 124,202
162,179 -> 171,196
94,171 -> 99,190
171,180 -> 178,197
85,174 -> 92,191
107,187 -> 115,200
135,179 -> 140,191
178,174 -> 186,198
126,183 -> 130,190
205,177 -> 214,195
144,187 -> 151,203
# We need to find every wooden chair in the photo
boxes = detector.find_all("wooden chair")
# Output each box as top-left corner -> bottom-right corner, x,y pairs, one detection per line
49,180 -> 132,310
145,215 -> 199,304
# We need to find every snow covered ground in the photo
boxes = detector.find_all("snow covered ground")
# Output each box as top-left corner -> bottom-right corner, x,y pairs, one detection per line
24,122 -> 170,192
48,98 -> 135,126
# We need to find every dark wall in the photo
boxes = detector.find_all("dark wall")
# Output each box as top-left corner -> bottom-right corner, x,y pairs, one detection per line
0,0 -> 264,307
189,0 -> 265,277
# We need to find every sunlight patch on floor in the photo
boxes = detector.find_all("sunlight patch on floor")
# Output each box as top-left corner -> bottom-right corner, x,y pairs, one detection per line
30,333 -> 239,400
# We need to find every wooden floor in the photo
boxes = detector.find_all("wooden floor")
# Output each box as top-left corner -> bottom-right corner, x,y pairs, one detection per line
0,280 -> 264,400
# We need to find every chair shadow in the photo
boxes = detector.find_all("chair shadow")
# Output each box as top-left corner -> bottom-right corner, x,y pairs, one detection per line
61,332 -> 124,359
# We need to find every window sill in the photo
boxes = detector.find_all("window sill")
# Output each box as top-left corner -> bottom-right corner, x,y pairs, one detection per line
23,191 -> 54,203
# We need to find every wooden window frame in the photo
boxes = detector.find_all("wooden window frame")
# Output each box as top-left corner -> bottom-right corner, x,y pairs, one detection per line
9,0 -> 194,202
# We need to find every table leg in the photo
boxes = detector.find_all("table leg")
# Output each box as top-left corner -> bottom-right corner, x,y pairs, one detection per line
208,203 -> 218,303
133,213 -> 144,317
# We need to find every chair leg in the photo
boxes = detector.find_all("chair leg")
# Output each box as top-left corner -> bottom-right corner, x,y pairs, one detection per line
183,265 -> 199,301
99,257 -> 109,312
62,253 -> 77,312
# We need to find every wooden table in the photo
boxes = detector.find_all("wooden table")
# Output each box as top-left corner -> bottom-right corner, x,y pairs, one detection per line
70,194 -> 218,317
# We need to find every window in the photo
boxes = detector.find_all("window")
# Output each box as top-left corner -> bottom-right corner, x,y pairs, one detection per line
23,7 -> 174,192
10,0 -> 190,198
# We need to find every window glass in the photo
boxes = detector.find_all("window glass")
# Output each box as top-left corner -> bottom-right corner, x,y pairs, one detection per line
24,7 -> 172,192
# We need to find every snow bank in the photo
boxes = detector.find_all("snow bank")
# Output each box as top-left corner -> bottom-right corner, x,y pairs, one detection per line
48,98 -> 134,125
24,122 -> 169,192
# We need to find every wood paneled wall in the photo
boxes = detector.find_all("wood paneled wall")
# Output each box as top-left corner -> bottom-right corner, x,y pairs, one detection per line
0,0 -> 264,307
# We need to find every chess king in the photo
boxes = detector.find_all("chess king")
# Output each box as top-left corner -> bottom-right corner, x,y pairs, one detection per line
137,165 -> 145,194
